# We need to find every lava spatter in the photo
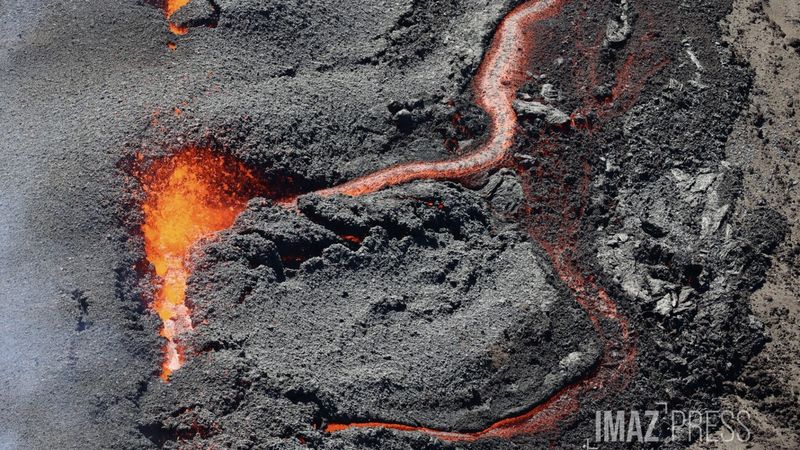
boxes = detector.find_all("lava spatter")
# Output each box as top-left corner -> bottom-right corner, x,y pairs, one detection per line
138,147 -> 263,380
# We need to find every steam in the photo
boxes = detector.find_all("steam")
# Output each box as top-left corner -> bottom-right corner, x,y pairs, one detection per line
0,181 -> 34,449
0,105 -> 68,448
0,185 -> 36,394
0,167 -> 56,449
0,431 -> 19,450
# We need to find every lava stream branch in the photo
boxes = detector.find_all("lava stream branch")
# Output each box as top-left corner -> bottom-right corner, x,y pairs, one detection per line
322,0 -> 644,440
317,0 -> 566,198
137,148 -> 264,380
322,223 -> 637,442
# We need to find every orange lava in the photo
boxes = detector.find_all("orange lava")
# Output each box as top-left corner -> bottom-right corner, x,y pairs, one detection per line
317,0 -> 567,198
168,23 -> 189,36
164,0 -> 191,35
138,147 -> 261,380
136,0 -> 663,440
165,0 -> 191,18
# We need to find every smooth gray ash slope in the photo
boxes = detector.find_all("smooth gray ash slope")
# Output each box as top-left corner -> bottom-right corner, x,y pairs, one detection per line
0,0 -> 785,449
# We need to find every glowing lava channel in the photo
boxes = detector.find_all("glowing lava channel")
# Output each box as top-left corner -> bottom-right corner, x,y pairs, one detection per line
323,0 -> 635,440
139,148 -> 260,380
317,0 -> 566,198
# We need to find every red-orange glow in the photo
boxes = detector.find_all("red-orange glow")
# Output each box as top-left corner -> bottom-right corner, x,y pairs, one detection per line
339,234 -> 363,245
316,0 -> 567,198
168,22 -> 189,36
163,0 -> 191,35
165,0 -> 191,18
138,147 -> 262,380
324,386 -> 581,441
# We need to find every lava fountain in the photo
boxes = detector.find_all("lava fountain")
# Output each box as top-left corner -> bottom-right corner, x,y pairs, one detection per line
138,148 -> 262,380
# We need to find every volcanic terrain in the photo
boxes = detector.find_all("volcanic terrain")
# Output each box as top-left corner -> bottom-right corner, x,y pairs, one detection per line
1,0 -> 797,449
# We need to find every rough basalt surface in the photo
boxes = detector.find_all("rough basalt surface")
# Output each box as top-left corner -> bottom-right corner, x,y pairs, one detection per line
138,182 -> 601,447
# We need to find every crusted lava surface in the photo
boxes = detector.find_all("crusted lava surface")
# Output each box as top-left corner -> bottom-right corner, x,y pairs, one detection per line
0,0 -> 788,449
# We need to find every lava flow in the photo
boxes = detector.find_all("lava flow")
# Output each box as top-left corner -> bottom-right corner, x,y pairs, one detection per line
138,148 -> 262,380
323,0 -> 647,440
163,0 -> 191,35
317,0 -> 567,198
136,0 -> 661,440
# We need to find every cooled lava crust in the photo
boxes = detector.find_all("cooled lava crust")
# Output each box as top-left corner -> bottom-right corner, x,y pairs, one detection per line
0,0 -> 785,449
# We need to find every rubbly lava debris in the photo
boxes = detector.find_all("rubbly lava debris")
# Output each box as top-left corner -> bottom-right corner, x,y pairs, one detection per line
141,181 -> 603,443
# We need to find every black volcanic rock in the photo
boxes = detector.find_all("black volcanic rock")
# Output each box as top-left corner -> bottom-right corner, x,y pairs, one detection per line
151,181 -> 600,441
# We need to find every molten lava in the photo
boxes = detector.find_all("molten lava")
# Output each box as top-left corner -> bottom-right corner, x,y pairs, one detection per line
138,148 -> 261,380
322,0 -> 659,440
317,0 -> 566,198
164,0 -> 191,35
164,0 -> 191,17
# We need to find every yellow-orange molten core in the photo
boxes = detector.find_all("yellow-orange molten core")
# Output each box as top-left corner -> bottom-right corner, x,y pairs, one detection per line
164,0 -> 192,35
165,0 -> 192,18
140,148 -> 259,380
